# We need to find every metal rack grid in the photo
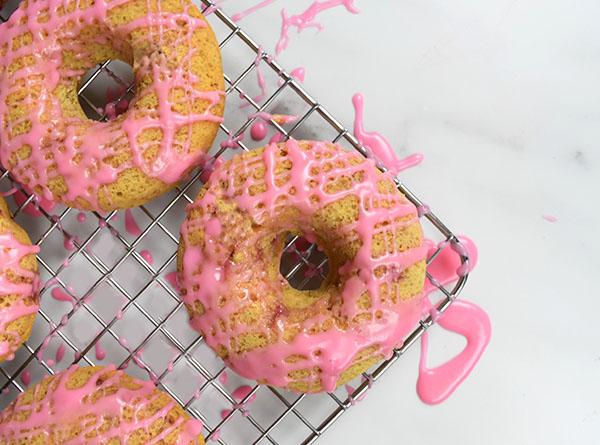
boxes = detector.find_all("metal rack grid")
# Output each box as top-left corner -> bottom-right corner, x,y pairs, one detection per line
0,1 -> 470,444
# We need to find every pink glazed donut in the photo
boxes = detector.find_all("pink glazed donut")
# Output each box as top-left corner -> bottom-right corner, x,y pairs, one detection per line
178,140 -> 428,393
0,0 -> 224,211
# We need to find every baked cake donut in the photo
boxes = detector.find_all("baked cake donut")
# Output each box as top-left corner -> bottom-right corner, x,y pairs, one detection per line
0,196 -> 39,363
0,0 -> 225,211
178,140 -> 428,393
0,365 -> 205,444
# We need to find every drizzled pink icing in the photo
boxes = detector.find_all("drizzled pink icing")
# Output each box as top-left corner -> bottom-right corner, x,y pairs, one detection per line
0,229 -> 40,362
231,0 -> 277,22
124,209 -> 142,237
275,0 -> 359,55
0,365 -> 204,443
417,236 -> 490,403
352,93 -> 423,175
0,0 -> 224,211
179,139 -> 428,392
12,190 -> 55,217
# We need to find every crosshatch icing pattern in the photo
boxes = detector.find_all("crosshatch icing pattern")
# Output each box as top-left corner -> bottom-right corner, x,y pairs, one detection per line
0,1 -> 470,444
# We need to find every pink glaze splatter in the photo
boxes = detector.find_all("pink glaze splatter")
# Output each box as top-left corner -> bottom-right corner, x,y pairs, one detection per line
0,231 -> 40,361
0,0 -> 224,211
231,0 -> 277,22
0,365 -> 204,442
218,370 -> 229,385
12,190 -> 55,217
139,249 -> 154,265
542,214 -> 558,223
50,287 -> 75,305
415,235 -> 490,404
352,93 -> 423,175
179,140 -> 428,392
417,300 -> 491,404
275,0 -> 359,55
250,121 -> 268,141
20,371 -> 31,386
124,209 -> 142,237
165,271 -> 178,288
95,341 -> 107,361
290,67 -> 306,82
55,344 -> 66,363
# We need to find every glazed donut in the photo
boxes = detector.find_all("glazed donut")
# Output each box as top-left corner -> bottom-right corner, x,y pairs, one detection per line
178,140 -> 428,393
0,365 -> 205,444
0,196 -> 39,363
0,0 -> 224,211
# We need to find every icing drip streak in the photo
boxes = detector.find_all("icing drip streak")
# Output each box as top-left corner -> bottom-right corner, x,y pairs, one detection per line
0,231 -> 39,361
0,365 -> 203,443
231,0 -> 278,22
179,140 -> 428,392
275,0 -> 359,55
0,0 -> 224,211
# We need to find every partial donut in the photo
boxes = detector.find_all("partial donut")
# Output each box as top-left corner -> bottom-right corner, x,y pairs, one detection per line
0,365 -> 205,444
178,140 -> 428,393
0,196 -> 39,363
0,0 -> 225,211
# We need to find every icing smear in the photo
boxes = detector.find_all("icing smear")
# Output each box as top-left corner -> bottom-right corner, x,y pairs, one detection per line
0,231 -> 40,362
180,139 -> 429,392
0,365 -> 203,443
0,0 -> 224,211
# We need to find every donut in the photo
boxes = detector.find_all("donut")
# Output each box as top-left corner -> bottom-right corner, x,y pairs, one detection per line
0,365 -> 205,444
0,196 -> 39,363
0,0 -> 225,211
178,140 -> 428,393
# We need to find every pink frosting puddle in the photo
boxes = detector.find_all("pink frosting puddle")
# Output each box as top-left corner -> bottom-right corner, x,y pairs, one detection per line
542,214 -> 558,223
275,0 -> 359,55
232,385 -> 257,404
352,93 -> 423,175
124,209 -> 142,237
12,190 -> 55,217
95,341 -> 107,361
50,287 -> 75,305
415,235 -> 491,404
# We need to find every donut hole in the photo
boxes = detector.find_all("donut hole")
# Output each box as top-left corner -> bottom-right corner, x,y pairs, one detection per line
279,234 -> 331,291
77,59 -> 136,121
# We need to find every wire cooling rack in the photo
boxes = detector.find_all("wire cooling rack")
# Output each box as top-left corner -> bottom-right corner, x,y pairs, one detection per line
0,1 -> 470,443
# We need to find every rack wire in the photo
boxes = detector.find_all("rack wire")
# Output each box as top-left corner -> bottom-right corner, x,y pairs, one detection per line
0,1 -> 471,443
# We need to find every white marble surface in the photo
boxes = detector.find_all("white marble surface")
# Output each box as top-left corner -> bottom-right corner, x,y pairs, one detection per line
219,1 -> 600,444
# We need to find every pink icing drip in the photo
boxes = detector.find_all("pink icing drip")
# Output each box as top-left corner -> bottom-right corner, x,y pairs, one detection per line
0,365 -> 203,442
55,344 -> 66,363
0,231 -> 40,361
352,93 -> 423,175
180,140 -> 428,392
275,0 -> 359,55
165,271 -> 178,288
139,249 -> 154,265
231,0 -> 277,22
20,371 -> 31,386
417,300 -> 491,404
76,212 -> 87,223
250,112 -> 298,125
12,190 -> 56,217
0,0 -> 224,211
50,287 -> 75,305
250,121 -> 268,141
290,67 -> 306,82
232,385 -> 256,404
416,235 -> 490,403
542,214 -> 558,223
1,188 -> 17,197
95,341 -> 107,361
218,370 -> 229,385
124,209 -> 142,237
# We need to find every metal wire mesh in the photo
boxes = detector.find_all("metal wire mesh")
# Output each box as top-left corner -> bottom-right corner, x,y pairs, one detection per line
0,1 -> 470,443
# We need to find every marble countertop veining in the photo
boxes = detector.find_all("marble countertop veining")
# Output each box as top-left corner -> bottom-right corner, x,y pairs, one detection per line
221,1 -> 600,444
